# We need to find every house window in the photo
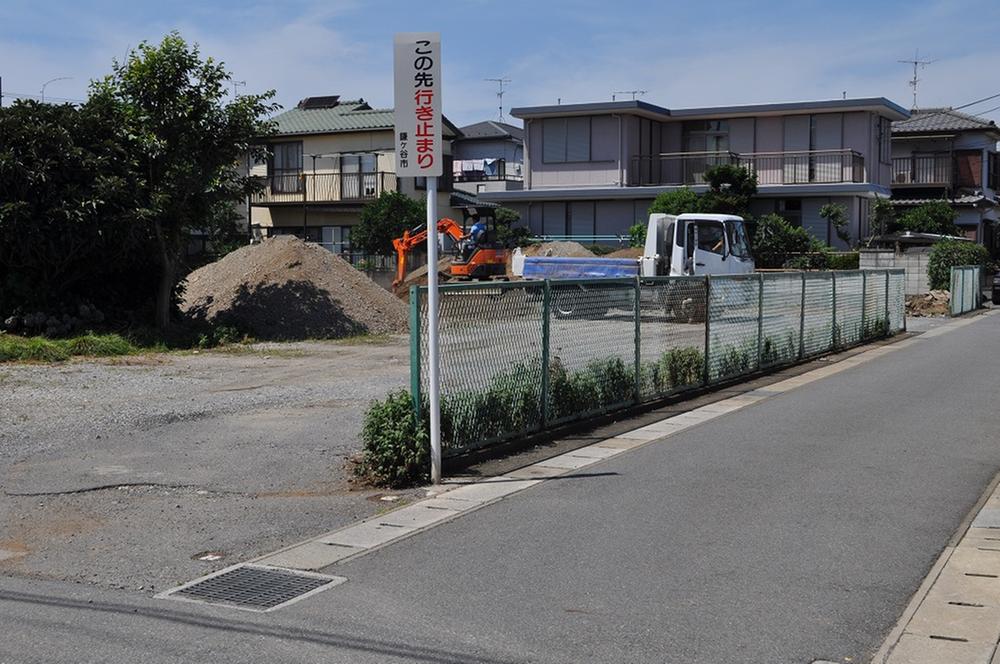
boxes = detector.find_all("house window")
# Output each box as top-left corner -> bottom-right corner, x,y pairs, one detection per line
776,199 -> 802,227
542,117 -> 591,163
269,141 -> 303,193
682,120 -> 730,153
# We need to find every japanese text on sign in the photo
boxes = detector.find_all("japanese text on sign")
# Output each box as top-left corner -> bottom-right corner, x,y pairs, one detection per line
394,33 -> 441,177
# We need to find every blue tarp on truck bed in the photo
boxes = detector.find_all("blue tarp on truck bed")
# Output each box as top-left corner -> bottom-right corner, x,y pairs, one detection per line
522,256 -> 639,280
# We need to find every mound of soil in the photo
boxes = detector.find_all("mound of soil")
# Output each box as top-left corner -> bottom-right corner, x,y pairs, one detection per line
606,247 -> 644,259
181,236 -> 408,339
521,241 -> 595,258
906,290 -> 950,317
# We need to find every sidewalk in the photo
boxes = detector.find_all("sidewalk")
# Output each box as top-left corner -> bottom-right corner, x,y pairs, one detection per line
874,475 -> 1000,663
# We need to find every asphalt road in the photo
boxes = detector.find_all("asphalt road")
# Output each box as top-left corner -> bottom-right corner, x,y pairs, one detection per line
2,313 -> 998,663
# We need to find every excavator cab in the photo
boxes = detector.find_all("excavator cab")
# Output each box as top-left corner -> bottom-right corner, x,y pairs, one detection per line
449,211 -> 508,280
391,215 -> 509,288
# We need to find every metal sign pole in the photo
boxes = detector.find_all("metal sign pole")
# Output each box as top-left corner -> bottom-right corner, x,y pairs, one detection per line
426,176 -> 441,484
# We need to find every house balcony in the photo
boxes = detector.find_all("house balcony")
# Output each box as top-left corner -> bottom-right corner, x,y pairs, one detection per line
250,171 -> 398,205
891,154 -> 951,187
629,149 -> 865,187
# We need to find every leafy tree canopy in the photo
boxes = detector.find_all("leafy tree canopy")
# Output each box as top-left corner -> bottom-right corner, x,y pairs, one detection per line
353,191 -> 426,255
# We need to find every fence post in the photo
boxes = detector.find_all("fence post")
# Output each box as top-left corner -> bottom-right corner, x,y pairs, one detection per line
831,272 -> 838,349
540,280 -> 551,429
409,286 -> 422,418
633,277 -> 641,404
798,272 -> 806,359
884,270 -> 890,335
756,273 -> 764,369
703,276 -> 712,386
861,270 -> 868,336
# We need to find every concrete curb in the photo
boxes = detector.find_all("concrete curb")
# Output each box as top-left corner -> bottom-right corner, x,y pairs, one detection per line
246,311 -> 998,575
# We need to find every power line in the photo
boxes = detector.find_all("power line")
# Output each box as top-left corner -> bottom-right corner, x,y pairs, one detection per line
954,91 -> 1000,111
0,91 -> 85,104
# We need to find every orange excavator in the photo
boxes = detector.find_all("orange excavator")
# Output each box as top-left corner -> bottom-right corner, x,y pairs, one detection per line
392,217 -> 509,288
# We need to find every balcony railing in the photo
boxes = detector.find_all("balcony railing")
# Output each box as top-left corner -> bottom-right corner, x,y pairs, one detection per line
453,172 -> 524,183
739,150 -> 865,185
629,149 -> 864,186
251,171 -> 398,204
891,154 -> 951,186
630,151 -> 738,186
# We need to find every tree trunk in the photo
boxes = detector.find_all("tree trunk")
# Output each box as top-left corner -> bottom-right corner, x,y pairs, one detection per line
152,218 -> 175,331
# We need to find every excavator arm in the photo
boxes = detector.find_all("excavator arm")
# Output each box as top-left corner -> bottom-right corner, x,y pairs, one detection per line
392,218 -> 466,288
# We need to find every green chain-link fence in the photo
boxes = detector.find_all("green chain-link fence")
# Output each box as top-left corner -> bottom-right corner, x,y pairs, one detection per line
412,268 -> 905,457
950,266 -> 982,316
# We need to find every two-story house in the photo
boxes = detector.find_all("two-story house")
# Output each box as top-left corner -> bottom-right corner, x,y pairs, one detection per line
249,95 -> 463,254
451,121 -> 524,196
890,107 -> 999,253
481,97 -> 909,248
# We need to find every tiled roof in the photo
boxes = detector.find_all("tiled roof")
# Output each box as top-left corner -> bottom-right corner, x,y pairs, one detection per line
892,108 -> 998,134
451,189 -> 501,209
892,194 -> 993,206
272,99 -> 396,136
458,121 -> 524,141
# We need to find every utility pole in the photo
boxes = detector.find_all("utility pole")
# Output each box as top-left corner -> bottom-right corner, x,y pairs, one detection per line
612,90 -> 647,102
898,50 -> 934,109
484,77 -> 511,122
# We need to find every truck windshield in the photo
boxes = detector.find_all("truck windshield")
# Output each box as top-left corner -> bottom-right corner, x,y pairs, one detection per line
725,221 -> 752,258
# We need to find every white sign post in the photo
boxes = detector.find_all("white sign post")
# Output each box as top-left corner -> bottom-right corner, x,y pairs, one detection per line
394,32 -> 443,484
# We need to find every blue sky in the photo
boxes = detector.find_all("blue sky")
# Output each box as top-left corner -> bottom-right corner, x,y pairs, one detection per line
2,0 -> 999,126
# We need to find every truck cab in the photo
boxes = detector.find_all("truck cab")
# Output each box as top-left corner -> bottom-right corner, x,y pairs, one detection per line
641,213 -> 754,278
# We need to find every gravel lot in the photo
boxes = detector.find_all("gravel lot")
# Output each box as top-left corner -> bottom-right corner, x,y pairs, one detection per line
0,338 -> 413,592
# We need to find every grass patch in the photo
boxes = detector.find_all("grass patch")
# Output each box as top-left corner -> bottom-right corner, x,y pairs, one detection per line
0,332 -> 145,363
334,333 -> 396,346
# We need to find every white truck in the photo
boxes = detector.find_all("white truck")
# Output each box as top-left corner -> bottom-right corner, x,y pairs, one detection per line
511,213 -> 755,319
512,213 -> 755,279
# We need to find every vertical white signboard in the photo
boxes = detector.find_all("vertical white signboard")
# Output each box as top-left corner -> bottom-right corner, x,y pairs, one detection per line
394,33 -> 442,177
394,32 -> 443,484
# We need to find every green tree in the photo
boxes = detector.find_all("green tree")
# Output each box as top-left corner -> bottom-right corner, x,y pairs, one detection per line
699,164 -> 757,217
90,33 -> 277,329
353,190 -> 426,255
895,200 -> 959,235
819,203 -> 851,246
869,196 -> 895,240
493,206 -> 531,247
927,239 -> 991,290
628,222 -> 647,247
0,99 -> 141,317
648,187 -> 700,216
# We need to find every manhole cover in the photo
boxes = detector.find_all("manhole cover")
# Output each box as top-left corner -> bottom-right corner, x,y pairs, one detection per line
160,564 -> 345,611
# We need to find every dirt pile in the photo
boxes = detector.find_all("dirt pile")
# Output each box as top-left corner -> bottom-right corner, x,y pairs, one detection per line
906,290 -> 950,317
606,247 -> 644,259
521,241 -> 595,258
181,236 -> 408,339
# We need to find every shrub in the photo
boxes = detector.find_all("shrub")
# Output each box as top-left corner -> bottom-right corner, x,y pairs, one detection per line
715,344 -> 753,379
753,214 -> 816,269
663,347 -> 704,388
62,333 -> 137,357
628,223 -> 647,248
895,201 -> 959,235
648,188 -> 700,217
355,390 -> 429,488
827,253 -> 860,270
928,240 -> 991,290
442,361 -> 542,448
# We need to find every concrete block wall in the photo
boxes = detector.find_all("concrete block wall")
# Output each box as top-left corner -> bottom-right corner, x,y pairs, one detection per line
859,248 -> 931,295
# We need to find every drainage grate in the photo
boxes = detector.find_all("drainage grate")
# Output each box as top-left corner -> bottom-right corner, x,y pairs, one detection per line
162,564 -> 345,611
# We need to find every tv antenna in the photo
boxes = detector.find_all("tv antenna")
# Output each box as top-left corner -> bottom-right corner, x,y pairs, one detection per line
613,90 -> 647,101
485,77 -> 511,122
898,50 -> 934,109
